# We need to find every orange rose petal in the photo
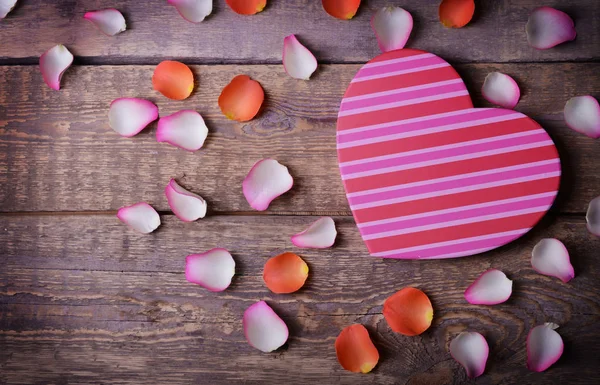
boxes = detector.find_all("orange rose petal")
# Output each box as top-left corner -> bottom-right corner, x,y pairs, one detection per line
263,252 -> 308,294
218,75 -> 264,122
322,0 -> 361,20
335,324 -> 379,373
226,0 -> 266,15
439,0 -> 475,28
152,61 -> 194,100
383,287 -> 433,336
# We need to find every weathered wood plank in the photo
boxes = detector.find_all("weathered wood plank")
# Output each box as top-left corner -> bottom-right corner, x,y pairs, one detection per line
0,63 -> 598,214
0,215 -> 599,384
0,0 -> 598,64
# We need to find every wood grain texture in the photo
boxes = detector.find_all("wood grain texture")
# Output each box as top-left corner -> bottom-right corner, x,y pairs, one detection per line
0,0 -> 598,64
1,63 -> 599,214
1,214 -> 599,384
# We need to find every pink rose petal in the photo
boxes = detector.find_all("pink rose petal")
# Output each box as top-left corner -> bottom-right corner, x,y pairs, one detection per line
168,0 -> 212,23
117,202 -> 161,234
291,217 -> 337,249
243,301 -> 289,353
371,6 -> 413,53
282,34 -> 318,80
165,179 -> 207,222
185,248 -> 235,292
526,7 -> 576,50
243,159 -> 293,211
84,9 -> 126,36
531,238 -> 574,283
39,44 -> 74,91
449,332 -> 489,379
586,196 -> 600,237
482,72 -> 520,109
108,98 -> 159,137
527,323 -> 564,372
157,110 -> 209,152
464,269 -> 512,305
564,96 -> 600,139
0,0 -> 17,19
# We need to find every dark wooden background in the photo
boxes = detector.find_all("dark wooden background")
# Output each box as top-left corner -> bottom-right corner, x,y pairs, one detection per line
1,1 -> 599,384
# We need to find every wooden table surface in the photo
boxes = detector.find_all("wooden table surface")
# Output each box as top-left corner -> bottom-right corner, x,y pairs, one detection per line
1,1 -> 599,384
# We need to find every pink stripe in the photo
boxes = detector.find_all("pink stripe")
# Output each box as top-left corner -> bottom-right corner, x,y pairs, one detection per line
340,81 -> 467,112
362,53 -> 433,69
355,55 -> 445,79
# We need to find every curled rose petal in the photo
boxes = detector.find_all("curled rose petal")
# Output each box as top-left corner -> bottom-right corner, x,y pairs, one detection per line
464,269 -> 513,305
449,332 -> 489,378
185,248 -> 235,292
117,202 -> 160,234
243,159 -> 293,211
168,0 -> 212,23
165,179 -> 207,222
0,0 -> 17,19
587,196 -> 600,237
226,0 -> 266,15
322,0 -> 361,20
283,35 -> 317,80
526,7 -> 576,50
291,217 -> 337,249
439,0 -> 475,28
84,9 -> 126,36
39,44 -> 74,91
371,6 -> 413,53
243,301 -> 289,352
564,96 -> 600,139
157,110 -> 208,152
263,252 -> 308,294
335,324 -> 379,373
152,60 -> 194,100
383,287 -> 433,336
218,75 -> 264,121
531,238 -> 574,283
108,98 -> 159,137
527,323 -> 564,372
482,72 -> 520,109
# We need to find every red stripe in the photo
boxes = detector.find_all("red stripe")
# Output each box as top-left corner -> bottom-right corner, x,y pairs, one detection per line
344,145 -> 559,194
366,48 -> 425,64
354,176 -> 560,224
366,212 -> 544,253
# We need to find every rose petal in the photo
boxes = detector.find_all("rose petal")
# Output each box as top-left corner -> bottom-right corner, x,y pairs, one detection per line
0,0 -> 17,19
168,0 -> 212,23
449,332 -> 489,378
165,179 -> 207,222
243,301 -> 289,353
108,98 -> 159,137
226,0 -> 266,15
218,74 -> 264,121
39,44 -> 74,91
482,72 -> 521,109
84,9 -> 126,36
587,196 -> 600,237
335,324 -> 379,373
117,202 -> 160,234
322,0 -> 361,20
383,287 -> 433,336
263,252 -> 308,294
152,60 -> 194,100
371,6 -> 413,53
526,7 -> 576,50
531,238 -> 574,283
439,0 -> 475,28
527,323 -> 564,372
564,96 -> 600,139
464,269 -> 513,305
185,248 -> 235,292
243,159 -> 293,211
157,110 -> 208,152
291,217 -> 337,249
282,35 -> 317,80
